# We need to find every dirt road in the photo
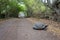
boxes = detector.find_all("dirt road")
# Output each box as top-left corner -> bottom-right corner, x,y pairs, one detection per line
0,18 -> 60,40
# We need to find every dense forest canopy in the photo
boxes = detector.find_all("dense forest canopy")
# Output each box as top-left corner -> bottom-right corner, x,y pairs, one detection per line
0,0 -> 26,18
23,0 -> 60,21
0,0 -> 60,21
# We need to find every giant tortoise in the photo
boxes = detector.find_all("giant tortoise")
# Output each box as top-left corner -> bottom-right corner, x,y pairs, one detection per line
33,22 -> 48,30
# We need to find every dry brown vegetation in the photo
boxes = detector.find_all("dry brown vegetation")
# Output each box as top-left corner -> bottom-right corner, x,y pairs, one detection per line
27,18 -> 60,37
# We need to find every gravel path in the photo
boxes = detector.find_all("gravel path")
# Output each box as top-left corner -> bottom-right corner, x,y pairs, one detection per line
0,18 -> 60,40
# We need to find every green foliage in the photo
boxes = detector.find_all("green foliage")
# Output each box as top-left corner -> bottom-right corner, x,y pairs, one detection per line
0,0 -> 27,18
40,5 -> 46,13
17,3 -> 27,11
24,0 -> 46,15
23,0 -> 46,13
0,0 -> 18,18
